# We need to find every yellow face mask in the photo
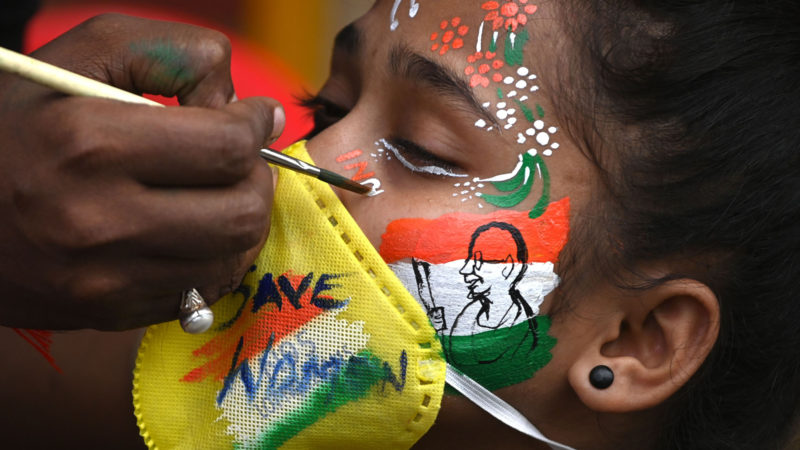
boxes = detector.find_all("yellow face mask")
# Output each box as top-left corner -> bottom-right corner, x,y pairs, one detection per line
133,141 -> 447,449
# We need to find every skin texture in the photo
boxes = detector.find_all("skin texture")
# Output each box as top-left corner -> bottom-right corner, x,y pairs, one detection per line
306,2 -> 593,447
0,14 -> 282,330
306,1 -> 720,449
1,3 -> 723,449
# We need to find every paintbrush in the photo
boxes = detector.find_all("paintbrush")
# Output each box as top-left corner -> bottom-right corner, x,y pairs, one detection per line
0,46 -> 371,195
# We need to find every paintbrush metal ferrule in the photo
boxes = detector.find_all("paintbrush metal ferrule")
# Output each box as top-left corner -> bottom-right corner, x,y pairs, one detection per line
259,148 -> 321,176
0,47 -> 372,196
258,148 -> 371,195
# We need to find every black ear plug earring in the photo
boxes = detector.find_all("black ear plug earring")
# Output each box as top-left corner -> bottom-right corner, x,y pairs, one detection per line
589,365 -> 614,389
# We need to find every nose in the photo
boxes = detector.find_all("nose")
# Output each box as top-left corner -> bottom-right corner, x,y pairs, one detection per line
460,258 -> 475,276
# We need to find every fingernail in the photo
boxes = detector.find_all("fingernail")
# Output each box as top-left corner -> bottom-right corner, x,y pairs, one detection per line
229,92 -> 238,103
269,106 -> 285,144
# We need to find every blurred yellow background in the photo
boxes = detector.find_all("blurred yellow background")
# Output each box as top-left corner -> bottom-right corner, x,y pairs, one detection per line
242,0 -> 373,88
41,0 -> 374,89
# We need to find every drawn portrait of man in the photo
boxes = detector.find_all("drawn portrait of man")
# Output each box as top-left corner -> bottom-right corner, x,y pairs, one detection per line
448,221 -> 539,365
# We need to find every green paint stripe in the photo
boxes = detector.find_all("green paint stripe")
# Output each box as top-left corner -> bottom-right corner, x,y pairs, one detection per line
483,153 -> 537,208
440,316 -> 555,391
535,103 -> 545,119
497,87 -> 504,99
504,28 -> 529,66
481,153 -> 552,218
515,99 -> 536,123
529,154 -> 551,219
492,156 -> 528,192
245,350 -> 385,450
481,174 -> 534,208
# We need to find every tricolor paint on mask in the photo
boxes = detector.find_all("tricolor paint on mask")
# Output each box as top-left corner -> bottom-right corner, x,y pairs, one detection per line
380,198 -> 569,390
133,141 -> 446,449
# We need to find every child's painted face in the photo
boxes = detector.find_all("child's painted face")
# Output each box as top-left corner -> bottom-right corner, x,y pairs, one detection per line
305,0 -> 595,441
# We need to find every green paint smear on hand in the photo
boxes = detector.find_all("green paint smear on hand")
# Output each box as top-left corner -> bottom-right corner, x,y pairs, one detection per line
497,87 -> 504,99
504,27 -> 529,66
243,350 -> 387,450
440,316 -> 555,391
129,40 -> 194,86
481,153 -> 551,219
536,103 -> 545,119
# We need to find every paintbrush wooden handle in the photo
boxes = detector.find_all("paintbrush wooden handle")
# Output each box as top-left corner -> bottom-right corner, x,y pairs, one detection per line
0,46 -> 371,196
0,46 -> 162,107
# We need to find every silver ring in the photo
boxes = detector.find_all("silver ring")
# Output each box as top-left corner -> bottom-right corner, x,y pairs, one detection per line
178,288 -> 214,334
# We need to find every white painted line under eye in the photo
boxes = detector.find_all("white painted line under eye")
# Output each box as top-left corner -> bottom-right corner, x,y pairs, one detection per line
379,138 -> 468,178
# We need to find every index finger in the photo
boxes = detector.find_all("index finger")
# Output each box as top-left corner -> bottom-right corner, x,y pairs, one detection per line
55,96 -> 284,186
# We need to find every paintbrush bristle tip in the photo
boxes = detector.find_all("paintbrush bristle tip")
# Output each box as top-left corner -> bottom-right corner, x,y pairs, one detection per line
318,168 -> 372,195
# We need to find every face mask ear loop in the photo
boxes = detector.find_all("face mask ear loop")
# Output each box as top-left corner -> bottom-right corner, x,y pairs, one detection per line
445,363 -> 576,450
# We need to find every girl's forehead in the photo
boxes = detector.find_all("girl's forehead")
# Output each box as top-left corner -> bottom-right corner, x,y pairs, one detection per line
360,0 -> 566,96
369,1 -> 514,48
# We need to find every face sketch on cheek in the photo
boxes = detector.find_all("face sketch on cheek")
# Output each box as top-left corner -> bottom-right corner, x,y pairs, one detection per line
381,198 -> 570,390
459,228 -> 521,302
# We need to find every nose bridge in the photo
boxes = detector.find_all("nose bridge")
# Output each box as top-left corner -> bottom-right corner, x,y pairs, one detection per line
460,257 -> 474,275
304,105 -> 383,204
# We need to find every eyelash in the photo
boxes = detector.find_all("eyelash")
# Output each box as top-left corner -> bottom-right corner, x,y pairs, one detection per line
299,93 -> 466,177
298,93 -> 349,139
383,137 -> 465,176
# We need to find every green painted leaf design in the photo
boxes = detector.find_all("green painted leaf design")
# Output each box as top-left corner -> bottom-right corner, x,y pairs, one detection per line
504,27 -> 529,66
480,153 -> 551,219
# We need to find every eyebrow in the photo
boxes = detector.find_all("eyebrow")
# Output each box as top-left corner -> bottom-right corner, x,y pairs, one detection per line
333,24 -> 362,56
388,45 -> 500,129
334,24 -> 498,130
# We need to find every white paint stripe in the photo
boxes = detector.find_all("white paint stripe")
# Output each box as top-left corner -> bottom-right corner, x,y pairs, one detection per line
389,260 -> 558,336
379,138 -> 468,178
476,21 -> 485,53
477,154 -> 523,183
409,0 -> 419,18
390,0 -> 403,31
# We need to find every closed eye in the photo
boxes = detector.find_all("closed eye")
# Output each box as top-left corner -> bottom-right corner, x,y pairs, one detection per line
379,137 -> 467,178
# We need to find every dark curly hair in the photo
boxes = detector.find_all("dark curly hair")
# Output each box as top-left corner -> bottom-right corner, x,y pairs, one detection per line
558,0 -> 800,448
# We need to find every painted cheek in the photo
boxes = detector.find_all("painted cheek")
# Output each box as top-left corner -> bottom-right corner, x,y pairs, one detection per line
380,199 -> 570,390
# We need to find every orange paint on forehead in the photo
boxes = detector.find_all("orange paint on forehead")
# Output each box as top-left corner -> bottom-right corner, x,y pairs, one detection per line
380,197 -> 569,264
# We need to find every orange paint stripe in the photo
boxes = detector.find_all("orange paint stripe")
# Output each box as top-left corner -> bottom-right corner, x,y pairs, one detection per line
12,328 -> 61,373
379,198 -> 570,264
335,149 -> 363,162
183,275 -> 328,383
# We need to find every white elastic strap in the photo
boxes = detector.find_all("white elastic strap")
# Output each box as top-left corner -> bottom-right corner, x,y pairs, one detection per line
445,363 -> 576,450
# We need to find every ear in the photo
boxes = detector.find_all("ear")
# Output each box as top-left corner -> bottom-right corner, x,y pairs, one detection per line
567,278 -> 720,412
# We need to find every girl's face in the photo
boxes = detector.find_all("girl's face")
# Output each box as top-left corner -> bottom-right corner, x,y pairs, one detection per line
305,0 -> 596,446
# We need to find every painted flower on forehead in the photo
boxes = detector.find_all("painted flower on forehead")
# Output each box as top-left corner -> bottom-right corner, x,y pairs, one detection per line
430,16 -> 469,56
482,0 -> 538,32
464,50 -> 504,88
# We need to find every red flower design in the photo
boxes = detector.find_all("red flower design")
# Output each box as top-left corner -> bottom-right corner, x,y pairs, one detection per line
430,16 -> 469,56
481,0 -> 538,32
464,51 -> 505,88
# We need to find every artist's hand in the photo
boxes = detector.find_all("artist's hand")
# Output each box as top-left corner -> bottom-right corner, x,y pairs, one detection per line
0,14 -> 282,330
